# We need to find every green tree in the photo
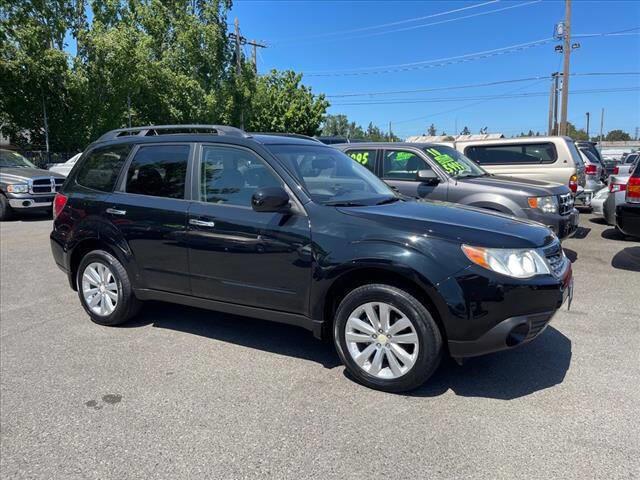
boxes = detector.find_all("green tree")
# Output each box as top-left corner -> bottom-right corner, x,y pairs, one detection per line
566,122 -> 589,141
246,70 -> 329,136
605,129 -> 631,141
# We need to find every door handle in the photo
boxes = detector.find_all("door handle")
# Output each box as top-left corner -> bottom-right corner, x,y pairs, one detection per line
189,218 -> 216,228
106,208 -> 127,216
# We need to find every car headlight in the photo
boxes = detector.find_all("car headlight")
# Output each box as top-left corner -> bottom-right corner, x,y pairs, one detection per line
527,195 -> 558,214
462,244 -> 551,278
7,184 -> 29,193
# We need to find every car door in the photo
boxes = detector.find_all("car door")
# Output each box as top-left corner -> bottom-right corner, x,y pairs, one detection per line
187,143 -> 312,314
381,148 -> 447,200
106,143 -> 192,295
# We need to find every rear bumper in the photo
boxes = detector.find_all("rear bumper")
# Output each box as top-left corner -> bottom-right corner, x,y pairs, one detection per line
616,202 -> 640,237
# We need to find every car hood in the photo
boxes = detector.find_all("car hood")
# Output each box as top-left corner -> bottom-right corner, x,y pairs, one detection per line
458,175 -> 568,196
338,200 -> 555,249
0,167 -> 66,181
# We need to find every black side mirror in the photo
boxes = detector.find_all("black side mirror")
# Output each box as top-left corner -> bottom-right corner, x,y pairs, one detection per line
251,187 -> 290,213
416,170 -> 440,186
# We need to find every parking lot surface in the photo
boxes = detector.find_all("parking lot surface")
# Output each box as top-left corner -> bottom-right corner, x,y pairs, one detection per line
1,213 -> 638,479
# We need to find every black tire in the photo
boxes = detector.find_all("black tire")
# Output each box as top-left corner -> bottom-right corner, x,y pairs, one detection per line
0,194 -> 13,221
333,284 -> 442,393
76,250 -> 142,326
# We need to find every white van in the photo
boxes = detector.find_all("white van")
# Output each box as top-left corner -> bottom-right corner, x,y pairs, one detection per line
442,136 -> 587,194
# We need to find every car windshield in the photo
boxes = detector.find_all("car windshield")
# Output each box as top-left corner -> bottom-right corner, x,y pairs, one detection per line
422,145 -> 487,178
266,144 -> 396,206
0,150 -> 36,168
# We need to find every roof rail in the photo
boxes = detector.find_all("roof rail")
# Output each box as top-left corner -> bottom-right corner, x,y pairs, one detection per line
95,124 -> 249,143
250,132 -> 323,143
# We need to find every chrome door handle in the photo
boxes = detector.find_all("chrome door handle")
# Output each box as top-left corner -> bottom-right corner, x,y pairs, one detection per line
189,219 -> 216,228
106,208 -> 127,216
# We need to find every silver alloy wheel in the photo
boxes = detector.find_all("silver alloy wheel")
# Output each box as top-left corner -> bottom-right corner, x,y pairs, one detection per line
345,302 -> 419,379
81,262 -> 118,316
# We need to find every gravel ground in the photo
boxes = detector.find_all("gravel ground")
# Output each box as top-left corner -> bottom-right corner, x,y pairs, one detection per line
1,212 -> 638,479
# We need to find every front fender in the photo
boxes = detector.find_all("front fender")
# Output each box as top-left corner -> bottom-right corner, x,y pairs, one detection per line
460,192 -> 525,217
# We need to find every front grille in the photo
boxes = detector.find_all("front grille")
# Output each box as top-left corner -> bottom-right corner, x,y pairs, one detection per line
542,240 -> 567,277
29,177 -> 63,195
558,193 -> 574,216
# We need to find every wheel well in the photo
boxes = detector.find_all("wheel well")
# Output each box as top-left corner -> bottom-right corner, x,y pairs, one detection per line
69,239 -> 116,290
321,267 -> 446,341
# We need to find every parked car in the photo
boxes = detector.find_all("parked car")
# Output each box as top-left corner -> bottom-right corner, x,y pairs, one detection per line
575,149 -> 605,208
615,162 -> 640,238
446,136 -> 587,196
602,174 -> 632,225
576,141 -> 608,180
334,142 -> 578,239
316,136 -> 367,145
48,153 -> 81,176
590,186 -> 610,217
612,152 -> 639,177
50,124 -> 574,392
0,148 -> 65,220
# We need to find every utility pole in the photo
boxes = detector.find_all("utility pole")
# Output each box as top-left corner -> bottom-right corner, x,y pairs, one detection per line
127,93 -> 132,128
548,73 -> 557,135
388,121 -> 393,141
585,112 -> 590,138
599,108 -> 605,142
233,18 -> 244,129
553,74 -> 560,135
42,95 -> 50,164
247,39 -> 267,73
559,0 -> 572,136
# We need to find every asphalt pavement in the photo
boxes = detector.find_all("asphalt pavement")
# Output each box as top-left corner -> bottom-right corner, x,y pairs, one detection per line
1,212 -> 638,479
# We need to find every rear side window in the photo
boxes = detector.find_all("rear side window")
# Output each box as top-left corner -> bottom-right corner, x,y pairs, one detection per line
125,145 -> 189,199
344,149 -> 376,173
383,150 -> 426,180
465,143 -> 558,165
75,144 -> 132,192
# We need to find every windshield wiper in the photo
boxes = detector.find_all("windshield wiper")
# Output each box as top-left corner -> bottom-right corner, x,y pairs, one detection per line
323,200 -> 368,207
375,197 -> 400,205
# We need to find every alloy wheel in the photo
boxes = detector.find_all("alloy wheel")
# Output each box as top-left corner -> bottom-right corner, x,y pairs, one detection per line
81,262 -> 118,316
344,302 -> 419,379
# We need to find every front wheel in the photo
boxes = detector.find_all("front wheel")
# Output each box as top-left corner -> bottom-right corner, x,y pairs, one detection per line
77,250 -> 141,326
0,194 -> 13,221
333,284 -> 442,393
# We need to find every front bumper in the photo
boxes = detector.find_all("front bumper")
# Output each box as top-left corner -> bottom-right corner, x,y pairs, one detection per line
575,180 -> 605,207
527,208 -> 579,239
6,193 -> 54,209
438,258 -> 573,359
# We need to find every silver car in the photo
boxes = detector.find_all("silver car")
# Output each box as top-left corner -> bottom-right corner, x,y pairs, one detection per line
612,153 -> 638,177
576,149 -> 605,208
335,142 -> 579,239
602,174 -> 631,225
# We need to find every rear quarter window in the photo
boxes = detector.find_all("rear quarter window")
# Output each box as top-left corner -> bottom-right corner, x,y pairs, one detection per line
465,143 -> 558,165
74,144 -> 132,192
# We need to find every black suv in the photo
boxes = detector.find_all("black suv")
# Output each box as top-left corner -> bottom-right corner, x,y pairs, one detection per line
51,125 -> 574,392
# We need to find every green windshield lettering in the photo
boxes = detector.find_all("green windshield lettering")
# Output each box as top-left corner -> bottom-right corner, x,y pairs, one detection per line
349,151 -> 369,166
426,148 -> 467,175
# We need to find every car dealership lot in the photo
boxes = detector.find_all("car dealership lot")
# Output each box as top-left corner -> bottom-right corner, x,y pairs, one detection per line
1,215 -> 638,479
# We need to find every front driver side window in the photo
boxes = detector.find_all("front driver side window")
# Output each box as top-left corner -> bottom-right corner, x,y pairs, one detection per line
200,146 -> 281,207
383,150 -> 429,180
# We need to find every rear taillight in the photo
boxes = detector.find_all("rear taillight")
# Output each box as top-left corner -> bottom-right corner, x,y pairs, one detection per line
627,176 -> 640,203
610,183 -> 627,193
585,164 -> 597,175
569,174 -> 578,193
613,166 -> 619,175
53,193 -> 68,218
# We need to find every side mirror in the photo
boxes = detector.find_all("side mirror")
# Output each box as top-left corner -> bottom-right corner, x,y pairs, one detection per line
251,187 -> 290,213
416,170 -> 440,185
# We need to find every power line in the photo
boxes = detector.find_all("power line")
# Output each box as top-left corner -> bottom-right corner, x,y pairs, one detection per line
304,37 -> 554,77
271,0 -> 499,44
331,87 -> 640,106
325,72 -> 640,98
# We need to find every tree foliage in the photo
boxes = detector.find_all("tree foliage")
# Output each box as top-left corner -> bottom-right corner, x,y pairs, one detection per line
0,0 -> 329,150
605,129 -> 631,141
321,114 -> 399,141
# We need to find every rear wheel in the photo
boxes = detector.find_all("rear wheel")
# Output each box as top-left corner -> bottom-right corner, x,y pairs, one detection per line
77,250 -> 141,326
333,284 -> 442,392
0,194 -> 13,221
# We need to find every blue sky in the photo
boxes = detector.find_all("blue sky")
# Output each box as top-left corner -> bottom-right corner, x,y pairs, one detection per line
229,0 -> 640,138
